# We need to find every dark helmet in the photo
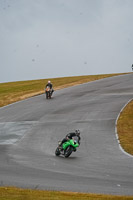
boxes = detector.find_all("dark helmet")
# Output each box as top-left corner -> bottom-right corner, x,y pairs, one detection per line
75,129 -> 80,136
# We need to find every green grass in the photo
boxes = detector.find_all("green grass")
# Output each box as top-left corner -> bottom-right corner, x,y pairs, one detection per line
117,99 -> 133,155
0,187 -> 133,200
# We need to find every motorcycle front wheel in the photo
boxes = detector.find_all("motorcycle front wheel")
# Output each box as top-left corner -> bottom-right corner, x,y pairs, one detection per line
64,146 -> 73,158
46,92 -> 48,99
55,147 -> 61,156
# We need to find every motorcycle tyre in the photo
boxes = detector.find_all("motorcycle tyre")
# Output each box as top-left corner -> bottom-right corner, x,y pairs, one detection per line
64,146 -> 73,158
46,92 -> 51,99
55,147 -> 61,156
46,92 -> 48,99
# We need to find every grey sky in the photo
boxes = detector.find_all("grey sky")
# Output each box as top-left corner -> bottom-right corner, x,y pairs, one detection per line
0,0 -> 133,83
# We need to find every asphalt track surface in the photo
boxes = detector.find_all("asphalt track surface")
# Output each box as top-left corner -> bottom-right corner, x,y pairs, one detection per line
0,74 -> 133,195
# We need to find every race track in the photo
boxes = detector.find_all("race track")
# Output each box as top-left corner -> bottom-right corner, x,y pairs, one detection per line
0,74 -> 133,195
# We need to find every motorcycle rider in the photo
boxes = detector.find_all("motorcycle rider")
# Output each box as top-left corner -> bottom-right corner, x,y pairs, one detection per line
45,80 -> 54,94
59,130 -> 81,149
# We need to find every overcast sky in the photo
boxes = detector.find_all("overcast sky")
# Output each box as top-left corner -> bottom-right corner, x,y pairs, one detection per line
0,0 -> 133,83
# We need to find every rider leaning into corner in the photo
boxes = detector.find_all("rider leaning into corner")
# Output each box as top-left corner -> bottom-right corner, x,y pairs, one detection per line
59,130 -> 81,150
45,80 -> 54,94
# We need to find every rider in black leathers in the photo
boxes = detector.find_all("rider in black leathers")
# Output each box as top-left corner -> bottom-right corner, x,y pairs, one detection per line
59,130 -> 81,149
45,80 -> 54,94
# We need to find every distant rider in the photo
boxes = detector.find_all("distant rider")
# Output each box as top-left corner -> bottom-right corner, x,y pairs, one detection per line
59,130 -> 81,149
45,80 -> 54,94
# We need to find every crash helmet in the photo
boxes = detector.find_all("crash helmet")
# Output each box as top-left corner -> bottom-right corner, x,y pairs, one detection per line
48,80 -> 51,83
75,129 -> 80,136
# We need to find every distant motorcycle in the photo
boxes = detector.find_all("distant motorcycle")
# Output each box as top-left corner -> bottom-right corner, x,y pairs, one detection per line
55,138 -> 79,158
45,86 -> 52,99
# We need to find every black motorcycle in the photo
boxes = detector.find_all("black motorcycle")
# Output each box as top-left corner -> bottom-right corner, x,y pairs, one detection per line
45,86 -> 52,99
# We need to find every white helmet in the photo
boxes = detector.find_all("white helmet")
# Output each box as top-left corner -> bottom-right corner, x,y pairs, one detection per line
48,80 -> 51,83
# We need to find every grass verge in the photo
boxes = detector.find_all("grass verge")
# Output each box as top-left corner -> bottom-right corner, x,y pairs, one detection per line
117,99 -> 133,155
0,187 -> 133,200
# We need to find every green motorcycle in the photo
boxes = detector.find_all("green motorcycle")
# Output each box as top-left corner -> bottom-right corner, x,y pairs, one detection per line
55,139 -> 79,158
